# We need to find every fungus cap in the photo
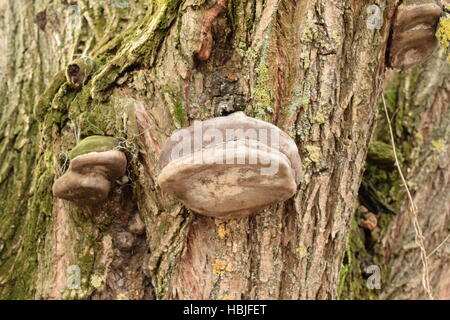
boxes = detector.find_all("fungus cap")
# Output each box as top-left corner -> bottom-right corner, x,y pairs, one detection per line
69,135 -> 120,160
53,150 -> 127,206
70,150 -> 127,177
157,112 -> 302,219
53,171 -> 112,205
389,3 -> 443,70
159,112 -> 301,183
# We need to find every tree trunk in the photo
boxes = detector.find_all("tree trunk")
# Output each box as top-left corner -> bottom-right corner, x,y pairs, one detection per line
338,48 -> 450,300
0,0 -> 447,300
379,50 -> 450,300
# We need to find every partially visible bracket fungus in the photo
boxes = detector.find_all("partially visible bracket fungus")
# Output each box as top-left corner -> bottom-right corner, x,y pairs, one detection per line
68,136 -> 120,160
389,2 -> 443,70
53,136 -> 127,206
157,112 -> 301,219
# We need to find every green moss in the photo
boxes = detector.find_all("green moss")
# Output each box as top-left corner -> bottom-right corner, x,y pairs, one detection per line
340,61 -> 443,299
90,0 -> 183,100
337,211 -> 378,300
0,142 -> 54,299
367,141 -> 395,168
173,99 -> 186,127
69,136 -> 120,159
361,72 -> 418,212
162,85 -> 187,127
1,0 -> 186,300
33,70 -> 66,121
363,163 -> 401,213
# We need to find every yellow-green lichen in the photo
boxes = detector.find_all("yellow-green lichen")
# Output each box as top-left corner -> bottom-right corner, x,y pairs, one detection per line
116,292 -> 128,300
300,25 -> 318,43
212,259 -> 232,275
90,274 -> 103,289
215,220 -> 230,239
312,106 -> 330,124
431,139 -> 447,154
296,244 -> 308,258
305,145 -> 321,164
288,84 -> 311,116
252,58 -> 273,118
235,41 -> 248,58
436,17 -> 450,63
299,51 -> 311,69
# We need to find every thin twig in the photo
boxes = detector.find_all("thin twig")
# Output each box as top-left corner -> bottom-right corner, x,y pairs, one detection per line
69,118 -> 81,144
381,93 -> 434,300
427,234 -> 450,259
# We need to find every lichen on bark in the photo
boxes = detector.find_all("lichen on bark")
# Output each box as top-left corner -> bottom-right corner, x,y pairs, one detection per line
1,0 -> 448,301
340,48 -> 450,300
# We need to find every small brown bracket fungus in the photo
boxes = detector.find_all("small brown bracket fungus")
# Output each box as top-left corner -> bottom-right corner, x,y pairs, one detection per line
53,136 -> 127,206
157,112 -> 302,219
389,2 -> 443,70
359,212 -> 378,231
65,56 -> 96,89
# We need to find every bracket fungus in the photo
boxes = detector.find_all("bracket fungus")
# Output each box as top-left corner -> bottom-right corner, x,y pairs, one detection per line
65,56 -> 96,89
389,2 -> 443,70
157,112 -> 302,219
53,136 -> 127,206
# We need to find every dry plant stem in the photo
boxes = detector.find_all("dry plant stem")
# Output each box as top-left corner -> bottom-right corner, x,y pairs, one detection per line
427,234 -> 450,259
381,93 -> 434,300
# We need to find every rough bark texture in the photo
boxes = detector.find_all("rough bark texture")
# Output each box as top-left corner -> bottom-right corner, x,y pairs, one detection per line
379,50 -> 450,300
0,0 -> 448,300
338,49 -> 450,300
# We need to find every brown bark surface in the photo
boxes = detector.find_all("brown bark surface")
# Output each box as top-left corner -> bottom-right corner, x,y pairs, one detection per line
380,50 -> 450,300
0,0 -> 448,300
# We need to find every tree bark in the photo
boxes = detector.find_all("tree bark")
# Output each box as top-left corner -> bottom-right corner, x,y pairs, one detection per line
0,0 -> 447,300
379,50 -> 450,300
338,49 -> 450,300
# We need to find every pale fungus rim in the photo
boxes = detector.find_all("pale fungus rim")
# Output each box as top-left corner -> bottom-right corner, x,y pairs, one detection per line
157,113 -> 302,218
53,150 -> 127,206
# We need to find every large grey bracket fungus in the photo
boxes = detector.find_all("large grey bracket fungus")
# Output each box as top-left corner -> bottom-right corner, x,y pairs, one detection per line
389,2 -> 443,70
53,136 -> 127,206
157,112 -> 302,219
